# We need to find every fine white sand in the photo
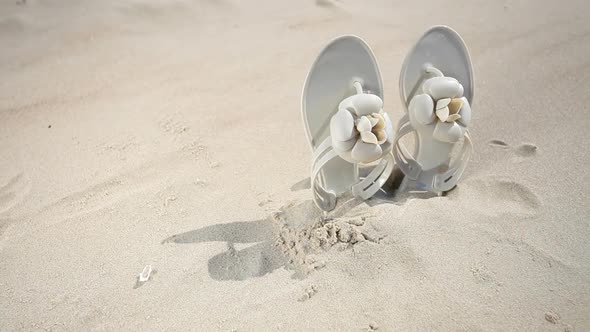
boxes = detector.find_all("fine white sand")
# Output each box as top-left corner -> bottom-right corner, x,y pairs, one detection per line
1,0 -> 590,330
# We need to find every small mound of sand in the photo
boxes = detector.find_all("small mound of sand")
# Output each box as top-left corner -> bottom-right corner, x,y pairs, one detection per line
272,200 -> 370,274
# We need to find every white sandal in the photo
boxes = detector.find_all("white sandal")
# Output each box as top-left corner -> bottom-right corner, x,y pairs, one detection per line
393,26 -> 474,195
302,36 -> 395,211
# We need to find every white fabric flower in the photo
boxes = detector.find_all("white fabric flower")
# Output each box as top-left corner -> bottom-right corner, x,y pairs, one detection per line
330,94 -> 393,164
409,76 -> 471,143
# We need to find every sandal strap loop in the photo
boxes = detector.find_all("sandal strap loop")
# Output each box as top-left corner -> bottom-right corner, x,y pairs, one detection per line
351,152 -> 394,199
432,131 -> 472,191
392,115 -> 423,180
311,136 -> 339,211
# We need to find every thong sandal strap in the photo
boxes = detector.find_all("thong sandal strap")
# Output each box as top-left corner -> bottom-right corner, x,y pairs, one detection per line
312,134 -> 334,163
393,115 -> 473,192
351,152 -> 394,199
393,114 -> 424,180
312,135 -> 395,210
433,131 -> 472,192
311,136 -> 339,211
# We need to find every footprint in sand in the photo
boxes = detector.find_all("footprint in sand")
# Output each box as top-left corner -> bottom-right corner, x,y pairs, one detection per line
515,143 -> 538,157
488,140 -> 538,158
35,160 -> 171,225
0,15 -> 29,35
0,173 -> 31,215
315,0 -> 336,8
451,176 -> 541,217
488,139 -> 510,148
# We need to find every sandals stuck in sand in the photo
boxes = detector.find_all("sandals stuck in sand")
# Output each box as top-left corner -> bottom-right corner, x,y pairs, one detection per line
302,36 -> 395,211
393,26 -> 474,195
302,27 -> 474,210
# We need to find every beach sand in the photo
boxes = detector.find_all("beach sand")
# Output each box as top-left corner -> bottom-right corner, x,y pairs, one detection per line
1,0 -> 589,330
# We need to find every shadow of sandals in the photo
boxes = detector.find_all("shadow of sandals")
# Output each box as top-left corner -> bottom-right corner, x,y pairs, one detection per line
161,176 -> 396,282
162,218 -> 286,281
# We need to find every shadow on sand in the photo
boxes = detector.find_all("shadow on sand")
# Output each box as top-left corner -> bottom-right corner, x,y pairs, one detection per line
161,197 -> 366,281
161,173 -> 423,282
162,218 -> 286,281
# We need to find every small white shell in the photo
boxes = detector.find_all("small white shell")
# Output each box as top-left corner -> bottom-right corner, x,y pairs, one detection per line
330,108 -> 356,141
368,116 -> 379,128
433,121 -> 464,143
352,94 -> 383,116
409,94 -> 435,125
356,116 -> 372,133
383,112 -> 394,144
375,130 -> 387,144
138,265 -> 152,282
436,98 -> 451,110
372,113 -> 385,130
448,98 -> 463,115
446,114 -> 462,122
361,131 -> 378,145
457,97 -> 472,127
351,140 -> 383,163
332,136 -> 357,152
423,77 -> 464,100
436,107 -> 450,122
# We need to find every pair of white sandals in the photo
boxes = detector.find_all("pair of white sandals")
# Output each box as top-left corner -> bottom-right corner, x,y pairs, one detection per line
302,26 -> 474,211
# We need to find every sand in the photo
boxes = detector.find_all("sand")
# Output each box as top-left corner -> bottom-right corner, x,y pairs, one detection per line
1,0 -> 590,330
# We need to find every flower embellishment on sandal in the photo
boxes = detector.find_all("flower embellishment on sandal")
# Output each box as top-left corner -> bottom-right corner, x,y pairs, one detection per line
330,94 -> 394,164
409,76 -> 472,143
